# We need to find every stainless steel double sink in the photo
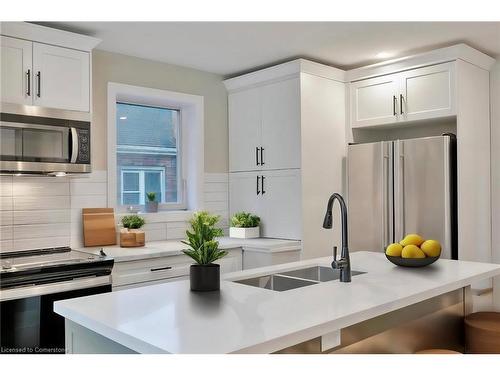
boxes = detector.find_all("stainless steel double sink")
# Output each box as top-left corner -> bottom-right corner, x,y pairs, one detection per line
233,266 -> 366,292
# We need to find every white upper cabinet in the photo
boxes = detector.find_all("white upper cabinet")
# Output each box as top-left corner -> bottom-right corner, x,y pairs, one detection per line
350,62 -> 456,128
228,77 -> 301,172
0,36 -> 32,105
400,62 -> 455,122
350,74 -> 400,128
261,78 -> 301,170
33,43 -> 90,112
228,87 -> 261,172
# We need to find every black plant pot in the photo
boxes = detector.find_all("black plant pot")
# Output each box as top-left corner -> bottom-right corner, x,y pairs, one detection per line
190,264 -> 220,292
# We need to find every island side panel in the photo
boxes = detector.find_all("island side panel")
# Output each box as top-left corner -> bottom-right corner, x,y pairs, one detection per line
65,320 -> 136,354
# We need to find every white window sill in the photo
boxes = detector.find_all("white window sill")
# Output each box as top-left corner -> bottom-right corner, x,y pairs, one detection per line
115,210 -> 194,223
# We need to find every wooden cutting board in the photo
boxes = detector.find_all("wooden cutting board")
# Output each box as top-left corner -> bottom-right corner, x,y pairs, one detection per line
82,208 -> 117,246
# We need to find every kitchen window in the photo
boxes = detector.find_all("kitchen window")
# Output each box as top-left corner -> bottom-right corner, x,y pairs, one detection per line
107,83 -> 204,214
116,102 -> 183,208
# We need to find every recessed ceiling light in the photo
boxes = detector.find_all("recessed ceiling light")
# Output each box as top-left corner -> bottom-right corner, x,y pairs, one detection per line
119,116 -> 127,120
376,51 -> 395,59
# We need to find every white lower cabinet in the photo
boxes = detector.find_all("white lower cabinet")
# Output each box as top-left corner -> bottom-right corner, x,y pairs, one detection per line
242,249 -> 301,270
229,169 -> 301,240
112,248 -> 242,290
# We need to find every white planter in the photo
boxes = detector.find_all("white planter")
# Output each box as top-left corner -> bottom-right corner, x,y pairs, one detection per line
229,226 -> 260,239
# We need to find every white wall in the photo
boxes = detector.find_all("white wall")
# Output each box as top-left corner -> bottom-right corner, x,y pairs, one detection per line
491,61 -> 500,310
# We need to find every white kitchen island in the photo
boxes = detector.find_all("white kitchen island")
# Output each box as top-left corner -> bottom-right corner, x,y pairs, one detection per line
54,252 -> 500,354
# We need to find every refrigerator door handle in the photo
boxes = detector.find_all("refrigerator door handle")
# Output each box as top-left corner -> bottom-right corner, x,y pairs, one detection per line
394,140 -> 405,241
382,142 -> 393,248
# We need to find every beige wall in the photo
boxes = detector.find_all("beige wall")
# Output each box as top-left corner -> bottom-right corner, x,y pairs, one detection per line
491,61 -> 500,309
91,50 -> 228,173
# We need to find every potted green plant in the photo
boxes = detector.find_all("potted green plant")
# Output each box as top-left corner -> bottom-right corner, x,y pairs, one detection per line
230,211 -> 260,239
182,211 -> 226,291
145,192 -> 158,213
120,214 -> 146,247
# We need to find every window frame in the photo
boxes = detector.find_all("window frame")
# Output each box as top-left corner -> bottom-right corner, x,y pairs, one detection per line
107,83 -> 204,214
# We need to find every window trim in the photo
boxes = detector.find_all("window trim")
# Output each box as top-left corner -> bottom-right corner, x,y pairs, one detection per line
107,82 -> 204,214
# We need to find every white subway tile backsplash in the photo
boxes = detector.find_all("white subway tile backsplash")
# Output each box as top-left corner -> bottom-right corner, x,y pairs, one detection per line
70,182 -> 107,196
13,236 -> 70,251
204,182 -> 228,193
13,196 -> 70,210
204,191 -> 228,202
13,209 -> 70,225
204,200 -> 228,212
0,197 -> 13,211
0,240 -> 13,252
70,194 -> 107,209
1,211 -> 13,226
13,223 -> 71,239
1,226 -> 13,240
13,180 -> 70,196
0,176 -> 13,196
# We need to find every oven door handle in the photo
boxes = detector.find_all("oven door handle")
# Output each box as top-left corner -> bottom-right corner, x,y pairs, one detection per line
70,127 -> 79,163
0,275 -> 111,302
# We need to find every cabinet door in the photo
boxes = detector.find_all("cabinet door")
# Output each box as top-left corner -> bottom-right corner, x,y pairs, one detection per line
261,78 -> 301,170
33,43 -> 90,112
229,171 -> 263,220
400,62 -> 456,122
261,169 -> 301,240
1,36 -> 32,105
228,88 -> 262,172
350,74 -> 400,128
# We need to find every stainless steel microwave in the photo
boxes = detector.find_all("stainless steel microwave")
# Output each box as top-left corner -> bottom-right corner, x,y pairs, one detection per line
0,113 -> 91,174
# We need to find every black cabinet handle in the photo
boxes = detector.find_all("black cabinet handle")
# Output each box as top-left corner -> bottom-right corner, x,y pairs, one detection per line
400,94 -> 404,114
256,147 -> 260,166
256,175 -> 260,195
393,95 -> 397,116
261,175 -> 266,194
260,147 -> 264,165
150,266 -> 173,272
26,69 -> 31,96
36,71 -> 41,98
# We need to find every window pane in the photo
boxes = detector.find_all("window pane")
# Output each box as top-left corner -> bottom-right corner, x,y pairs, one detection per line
123,192 -> 140,205
145,171 -> 162,202
116,102 -> 179,205
123,172 -> 139,191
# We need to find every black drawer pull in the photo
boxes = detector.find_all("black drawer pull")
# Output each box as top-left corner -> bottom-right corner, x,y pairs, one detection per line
150,266 -> 173,272
256,175 -> 261,195
26,69 -> 31,96
256,147 -> 260,165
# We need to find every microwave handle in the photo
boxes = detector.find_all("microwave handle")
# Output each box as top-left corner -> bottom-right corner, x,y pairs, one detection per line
70,127 -> 79,163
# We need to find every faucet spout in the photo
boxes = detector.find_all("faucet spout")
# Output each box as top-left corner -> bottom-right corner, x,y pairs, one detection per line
323,193 -> 351,282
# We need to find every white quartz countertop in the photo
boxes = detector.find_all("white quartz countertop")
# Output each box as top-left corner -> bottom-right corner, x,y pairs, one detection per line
54,252 -> 500,354
79,237 -> 301,262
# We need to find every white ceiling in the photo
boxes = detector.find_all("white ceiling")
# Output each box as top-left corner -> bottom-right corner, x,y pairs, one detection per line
39,22 -> 500,77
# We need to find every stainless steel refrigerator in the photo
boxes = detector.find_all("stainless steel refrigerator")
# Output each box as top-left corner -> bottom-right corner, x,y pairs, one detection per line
347,134 -> 457,259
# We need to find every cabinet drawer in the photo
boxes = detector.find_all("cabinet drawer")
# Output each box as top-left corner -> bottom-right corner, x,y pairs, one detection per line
112,255 -> 192,287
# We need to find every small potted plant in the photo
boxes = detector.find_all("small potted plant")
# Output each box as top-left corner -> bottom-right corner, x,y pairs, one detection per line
182,211 -> 226,292
120,214 -> 146,247
230,211 -> 260,239
145,192 -> 158,213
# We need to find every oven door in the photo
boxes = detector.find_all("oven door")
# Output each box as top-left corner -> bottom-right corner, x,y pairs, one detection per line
0,114 -> 91,174
0,276 -> 111,354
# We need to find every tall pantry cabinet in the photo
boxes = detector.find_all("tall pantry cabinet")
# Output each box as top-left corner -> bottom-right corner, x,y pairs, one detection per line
224,59 -> 347,259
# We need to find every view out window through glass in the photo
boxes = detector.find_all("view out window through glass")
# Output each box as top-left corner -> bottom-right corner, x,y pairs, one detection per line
116,102 -> 180,206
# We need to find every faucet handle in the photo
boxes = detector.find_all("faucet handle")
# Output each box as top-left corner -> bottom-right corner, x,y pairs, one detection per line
333,246 -> 337,261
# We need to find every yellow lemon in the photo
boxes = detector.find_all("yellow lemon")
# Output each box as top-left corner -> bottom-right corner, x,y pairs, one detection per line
420,240 -> 441,257
402,244 -> 426,259
385,243 -> 403,257
400,234 -> 425,247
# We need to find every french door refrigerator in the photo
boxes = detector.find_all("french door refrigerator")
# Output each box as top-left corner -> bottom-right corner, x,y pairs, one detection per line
347,134 -> 457,259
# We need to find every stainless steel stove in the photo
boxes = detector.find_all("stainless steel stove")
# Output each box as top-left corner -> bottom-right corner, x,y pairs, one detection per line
0,247 -> 114,354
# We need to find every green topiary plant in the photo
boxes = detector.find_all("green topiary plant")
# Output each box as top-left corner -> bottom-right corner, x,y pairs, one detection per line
146,192 -> 156,202
182,211 -> 226,265
230,211 -> 260,228
121,215 -> 145,229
